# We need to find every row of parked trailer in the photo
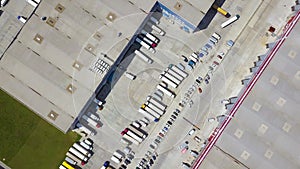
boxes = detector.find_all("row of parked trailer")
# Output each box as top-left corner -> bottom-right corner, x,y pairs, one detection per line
75,111 -> 102,136
59,138 -> 94,169
120,122 -> 148,145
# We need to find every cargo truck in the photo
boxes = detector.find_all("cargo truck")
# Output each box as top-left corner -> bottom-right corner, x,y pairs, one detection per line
146,96 -> 167,110
72,143 -> 92,157
138,34 -> 157,47
221,15 -> 240,28
138,108 -> 159,122
127,126 -> 147,139
156,84 -> 176,98
82,115 -> 101,128
134,50 -> 153,64
146,22 -> 165,35
165,68 -> 184,81
122,133 -> 140,145
159,74 -> 178,88
68,147 -> 88,162
141,30 -> 160,43
141,105 -> 161,119
150,16 -> 160,24
123,129 -> 144,143
79,141 -> 93,150
76,122 -> 95,136
66,152 -> 85,165
170,65 -> 188,77
145,102 -> 165,115
135,37 -> 156,53
162,71 -> 181,85
65,156 -> 77,165
62,161 -> 75,169
86,112 -> 100,121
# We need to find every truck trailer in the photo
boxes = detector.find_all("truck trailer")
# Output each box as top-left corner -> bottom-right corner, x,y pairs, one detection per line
82,115 -> 101,128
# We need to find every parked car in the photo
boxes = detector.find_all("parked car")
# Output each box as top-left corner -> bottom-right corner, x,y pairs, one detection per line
188,128 -> 196,135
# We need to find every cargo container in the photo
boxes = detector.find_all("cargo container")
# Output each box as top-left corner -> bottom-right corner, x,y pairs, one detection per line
76,122 -> 95,136
146,22 -> 165,35
123,133 -> 140,145
138,35 -> 157,47
141,105 -> 161,119
72,143 -> 92,157
65,156 -> 77,165
221,15 -> 240,28
156,84 -> 176,98
159,74 -> 178,88
68,147 -> 88,162
138,108 -> 158,122
134,50 -> 153,64
141,30 -> 160,43
127,125 -> 147,139
66,152 -> 85,165
146,96 -> 167,110
86,112 -> 100,121
170,65 -> 188,78
162,71 -> 181,85
124,129 -> 143,143
145,101 -> 165,115
165,68 -> 184,81
79,141 -> 93,150
150,16 -> 160,24
135,37 -> 156,53
82,115 -> 101,128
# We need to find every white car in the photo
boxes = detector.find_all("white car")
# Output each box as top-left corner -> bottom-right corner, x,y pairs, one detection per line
188,128 -> 196,135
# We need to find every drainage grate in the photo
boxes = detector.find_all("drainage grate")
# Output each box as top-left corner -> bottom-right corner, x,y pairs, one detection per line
55,3 -> 65,13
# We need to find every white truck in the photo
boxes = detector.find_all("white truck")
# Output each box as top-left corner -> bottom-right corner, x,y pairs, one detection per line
146,22 -> 165,36
86,112 -> 100,121
68,147 -> 88,162
165,68 -> 184,81
141,104 -> 161,119
123,133 -> 140,145
162,71 -> 181,85
72,143 -> 92,157
128,125 -> 147,139
146,96 -> 167,110
82,114 -> 101,128
141,30 -> 160,43
135,37 -> 156,53
125,129 -> 144,143
138,108 -> 158,122
159,74 -> 178,88
76,122 -> 95,136
170,65 -> 188,77
66,152 -> 85,165
145,101 -> 164,115
79,141 -> 93,150
156,84 -> 176,98
134,50 -> 153,64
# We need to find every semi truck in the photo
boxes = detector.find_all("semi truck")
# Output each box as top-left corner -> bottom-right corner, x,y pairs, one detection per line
72,143 -> 92,157
62,161 -> 75,169
165,68 -> 184,81
138,34 -> 157,47
162,71 -> 181,85
146,96 -> 167,110
122,133 -> 140,145
156,84 -> 176,98
141,29 -> 160,43
159,74 -> 178,88
138,108 -> 159,122
221,15 -> 240,28
134,50 -> 153,64
141,104 -> 161,119
68,147 -> 88,162
145,102 -> 165,115
79,141 -> 93,150
127,125 -> 147,139
76,122 -> 95,136
86,112 -> 100,121
150,16 -> 160,24
170,65 -> 188,78
124,129 -> 144,143
66,152 -> 85,165
111,155 -> 121,164
82,115 -> 101,128
146,22 -> 165,36
65,156 -> 77,165
135,37 -> 156,53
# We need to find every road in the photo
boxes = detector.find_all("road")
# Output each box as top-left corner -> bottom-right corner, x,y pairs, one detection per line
192,10 -> 300,169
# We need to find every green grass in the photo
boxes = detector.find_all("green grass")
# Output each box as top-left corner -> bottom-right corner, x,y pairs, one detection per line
0,89 -> 80,169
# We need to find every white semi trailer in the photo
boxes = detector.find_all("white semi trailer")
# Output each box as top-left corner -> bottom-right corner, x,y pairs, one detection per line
82,115 -> 101,128
68,147 -> 88,162
145,102 -> 164,115
138,108 -> 158,122
165,68 -> 184,81
159,74 -> 178,88
162,71 -> 181,85
156,84 -> 176,98
146,22 -> 165,36
72,143 -> 92,157
135,37 -> 156,53
141,30 -> 159,43
123,133 -> 140,145
141,104 -> 161,119
66,152 -> 85,165
146,96 -> 167,110
76,122 -> 95,136
86,112 -> 100,121
170,65 -> 188,77
134,50 -> 153,64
